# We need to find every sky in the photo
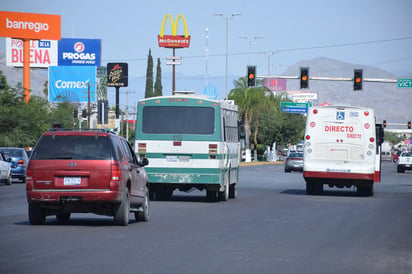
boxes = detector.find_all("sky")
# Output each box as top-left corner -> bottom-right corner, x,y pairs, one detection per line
1,0 -> 411,108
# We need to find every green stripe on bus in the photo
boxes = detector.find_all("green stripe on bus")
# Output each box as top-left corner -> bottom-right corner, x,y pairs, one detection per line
146,167 -> 222,184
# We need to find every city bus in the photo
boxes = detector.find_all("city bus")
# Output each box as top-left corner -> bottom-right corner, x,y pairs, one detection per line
135,92 -> 242,201
303,105 -> 383,196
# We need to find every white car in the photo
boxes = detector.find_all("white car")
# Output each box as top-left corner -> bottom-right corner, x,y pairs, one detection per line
0,152 -> 12,185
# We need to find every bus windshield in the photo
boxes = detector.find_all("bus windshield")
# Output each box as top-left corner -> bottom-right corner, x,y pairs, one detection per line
142,106 -> 215,135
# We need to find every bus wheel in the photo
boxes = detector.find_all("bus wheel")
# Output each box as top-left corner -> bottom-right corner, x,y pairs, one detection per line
357,183 -> 373,196
206,190 -> 217,202
306,181 -> 322,195
218,173 -> 230,201
229,183 -> 237,199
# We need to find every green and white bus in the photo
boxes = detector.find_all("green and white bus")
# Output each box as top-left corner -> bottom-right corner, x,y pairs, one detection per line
135,92 -> 242,201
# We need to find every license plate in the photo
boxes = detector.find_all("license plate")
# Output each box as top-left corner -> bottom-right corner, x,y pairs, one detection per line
405,164 -> 411,168
64,177 -> 81,186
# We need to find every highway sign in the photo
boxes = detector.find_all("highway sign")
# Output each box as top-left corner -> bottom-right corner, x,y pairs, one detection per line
280,102 -> 309,113
398,79 -> 412,88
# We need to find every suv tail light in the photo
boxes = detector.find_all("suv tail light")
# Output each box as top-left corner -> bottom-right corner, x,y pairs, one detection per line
111,160 -> 121,182
18,159 -> 25,166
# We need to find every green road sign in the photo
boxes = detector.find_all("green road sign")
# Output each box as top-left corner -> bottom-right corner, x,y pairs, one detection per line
398,79 -> 412,88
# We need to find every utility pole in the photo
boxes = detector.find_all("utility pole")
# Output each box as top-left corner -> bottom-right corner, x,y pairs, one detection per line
87,83 -> 91,130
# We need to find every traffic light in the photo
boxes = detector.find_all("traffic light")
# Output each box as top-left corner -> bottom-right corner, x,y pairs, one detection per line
354,69 -> 363,91
82,109 -> 87,118
73,109 -> 78,118
247,65 -> 256,87
383,120 -> 387,128
300,67 -> 309,89
408,121 -> 411,129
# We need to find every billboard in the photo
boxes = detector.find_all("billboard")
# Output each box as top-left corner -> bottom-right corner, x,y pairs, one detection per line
107,63 -> 128,87
5,38 -> 58,68
0,11 -> 61,40
263,78 -> 287,92
48,66 -> 96,103
58,38 -> 101,66
158,14 -> 190,48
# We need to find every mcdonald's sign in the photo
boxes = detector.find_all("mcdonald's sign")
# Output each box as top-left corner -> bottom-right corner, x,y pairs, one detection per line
158,13 -> 190,48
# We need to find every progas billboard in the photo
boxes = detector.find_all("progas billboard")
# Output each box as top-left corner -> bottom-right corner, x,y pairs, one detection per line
49,66 -> 96,103
58,38 -> 101,66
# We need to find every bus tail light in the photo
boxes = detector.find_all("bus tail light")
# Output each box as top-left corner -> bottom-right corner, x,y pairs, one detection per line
313,109 -> 318,114
138,143 -> 147,154
209,144 -> 217,159
305,135 -> 310,140
369,137 -> 375,143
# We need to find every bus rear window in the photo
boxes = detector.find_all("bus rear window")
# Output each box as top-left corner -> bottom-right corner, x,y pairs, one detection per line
142,106 -> 215,134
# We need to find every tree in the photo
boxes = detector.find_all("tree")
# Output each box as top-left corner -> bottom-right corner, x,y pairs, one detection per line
154,58 -> 163,97
228,77 -> 268,151
145,49 -> 154,98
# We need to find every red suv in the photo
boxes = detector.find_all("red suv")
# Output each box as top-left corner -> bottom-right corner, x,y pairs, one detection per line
26,129 -> 149,226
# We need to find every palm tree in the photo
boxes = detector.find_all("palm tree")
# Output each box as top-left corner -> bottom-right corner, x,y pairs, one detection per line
228,77 -> 272,156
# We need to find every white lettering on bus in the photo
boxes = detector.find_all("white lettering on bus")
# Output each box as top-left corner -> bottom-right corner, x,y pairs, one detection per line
6,18 -> 49,33
324,125 -> 354,133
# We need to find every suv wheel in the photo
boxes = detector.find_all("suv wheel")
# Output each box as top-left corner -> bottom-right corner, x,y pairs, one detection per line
135,187 -> 150,222
114,189 -> 130,226
29,203 -> 45,225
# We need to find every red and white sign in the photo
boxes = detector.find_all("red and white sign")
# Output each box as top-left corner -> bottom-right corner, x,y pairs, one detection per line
5,37 -> 58,68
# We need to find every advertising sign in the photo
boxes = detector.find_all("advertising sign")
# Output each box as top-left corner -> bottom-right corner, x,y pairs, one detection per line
158,14 -> 190,48
263,78 -> 287,92
0,11 -> 61,40
5,38 -> 58,67
48,66 -> 96,103
107,63 -> 128,87
58,38 -> 101,66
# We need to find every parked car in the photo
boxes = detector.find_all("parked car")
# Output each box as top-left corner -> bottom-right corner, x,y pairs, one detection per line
26,129 -> 150,226
381,151 -> 392,161
396,151 -> 412,173
0,152 -> 12,185
284,152 -> 304,172
0,147 -> 29,183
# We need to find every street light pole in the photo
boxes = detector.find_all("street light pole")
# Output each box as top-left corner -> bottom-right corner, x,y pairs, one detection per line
213,13 -> 241,99
240,36 -> 263,65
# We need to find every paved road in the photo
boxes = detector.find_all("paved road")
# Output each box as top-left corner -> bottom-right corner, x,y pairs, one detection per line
0,161 -> 411,274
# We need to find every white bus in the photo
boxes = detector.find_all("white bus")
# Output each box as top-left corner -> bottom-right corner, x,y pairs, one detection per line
135,92 -> 242,202
303,105 -> 383,196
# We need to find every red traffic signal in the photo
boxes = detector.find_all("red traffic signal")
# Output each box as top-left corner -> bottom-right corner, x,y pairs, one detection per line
247,66 -> 256,87
354,69 -> 363,90
300,67 -> 309,89
383,120 -> 387,128
408,121 -> 411,129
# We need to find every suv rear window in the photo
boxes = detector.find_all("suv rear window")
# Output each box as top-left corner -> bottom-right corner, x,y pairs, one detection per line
32,135 -> 112,160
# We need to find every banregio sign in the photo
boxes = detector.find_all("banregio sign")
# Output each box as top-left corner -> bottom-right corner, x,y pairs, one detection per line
107,63 -> 128,87
58,38 -> 101,66
48,66 -> 96,103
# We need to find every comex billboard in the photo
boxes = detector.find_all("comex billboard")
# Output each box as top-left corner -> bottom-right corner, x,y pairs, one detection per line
58,38 -> 101,66
49,66 -> 96,103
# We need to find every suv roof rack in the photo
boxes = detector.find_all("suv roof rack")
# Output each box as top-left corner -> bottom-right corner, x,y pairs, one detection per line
48,128 -> 117,134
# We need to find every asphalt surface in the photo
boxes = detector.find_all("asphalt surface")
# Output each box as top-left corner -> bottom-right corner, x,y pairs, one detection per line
0,161 -> 411,274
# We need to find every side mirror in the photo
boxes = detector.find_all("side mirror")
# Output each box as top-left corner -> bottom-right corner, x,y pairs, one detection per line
140,158 -> 149,167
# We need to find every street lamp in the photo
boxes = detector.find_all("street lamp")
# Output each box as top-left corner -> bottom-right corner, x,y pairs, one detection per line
240,36 -> 263,65
213,13 -> 242,99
